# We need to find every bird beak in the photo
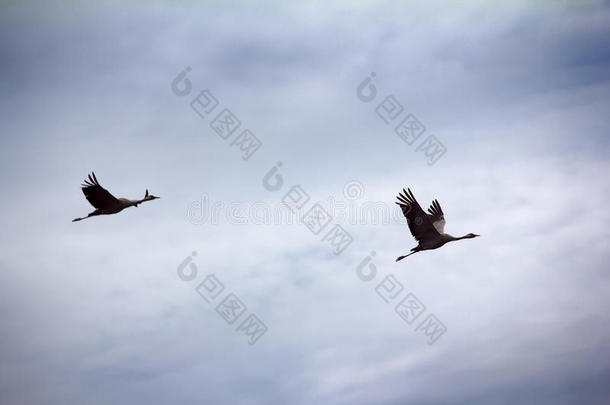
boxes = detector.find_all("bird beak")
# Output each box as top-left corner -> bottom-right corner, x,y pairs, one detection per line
474,234 -> 480,237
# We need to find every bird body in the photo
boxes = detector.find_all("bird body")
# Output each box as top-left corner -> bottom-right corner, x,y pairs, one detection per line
395,187 -> 478,261
418,233 -> 474,250
72,172 -> 159,222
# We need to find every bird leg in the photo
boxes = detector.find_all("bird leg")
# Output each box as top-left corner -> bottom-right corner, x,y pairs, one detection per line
72,211 -> 99,222
396,251 -> 418,262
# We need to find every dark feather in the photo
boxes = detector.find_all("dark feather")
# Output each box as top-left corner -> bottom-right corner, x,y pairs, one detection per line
427,198 -> 446,233
79,172 -> 121,209
396,187 -> 441,242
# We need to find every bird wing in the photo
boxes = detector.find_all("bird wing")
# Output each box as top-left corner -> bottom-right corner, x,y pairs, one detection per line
80,172 -> 120,209
427,199 -> 446,233
396,188 -> 441,242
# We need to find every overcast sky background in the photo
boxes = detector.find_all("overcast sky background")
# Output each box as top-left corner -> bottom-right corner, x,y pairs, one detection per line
1,1 -> 610,404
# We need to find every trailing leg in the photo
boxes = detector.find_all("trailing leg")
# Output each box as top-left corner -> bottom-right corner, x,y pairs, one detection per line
396,249 -> 419,262
72,211 -> 99,222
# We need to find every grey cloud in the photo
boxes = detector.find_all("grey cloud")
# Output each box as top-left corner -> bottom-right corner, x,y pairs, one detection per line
1,1 -> 609,404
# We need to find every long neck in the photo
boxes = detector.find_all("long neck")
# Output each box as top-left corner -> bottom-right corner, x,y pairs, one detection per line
136,196 -> 155,204
124,197 -> 149,207
446,234 -> 470,242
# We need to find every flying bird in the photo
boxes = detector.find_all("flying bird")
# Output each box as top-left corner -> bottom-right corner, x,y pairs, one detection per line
395,187 -> 479,261
72,172 -> 159,222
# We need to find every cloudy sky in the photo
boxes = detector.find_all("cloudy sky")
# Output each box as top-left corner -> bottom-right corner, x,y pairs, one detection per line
1,1 -> 609,404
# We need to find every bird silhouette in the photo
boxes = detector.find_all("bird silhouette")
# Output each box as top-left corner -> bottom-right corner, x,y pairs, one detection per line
72,172 -> 159,222
395,187 -> 478,261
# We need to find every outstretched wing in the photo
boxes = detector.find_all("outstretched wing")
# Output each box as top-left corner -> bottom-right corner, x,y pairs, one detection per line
396,188 -> 441,242
80,172 -> 120,209
427,199 -> 446,233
